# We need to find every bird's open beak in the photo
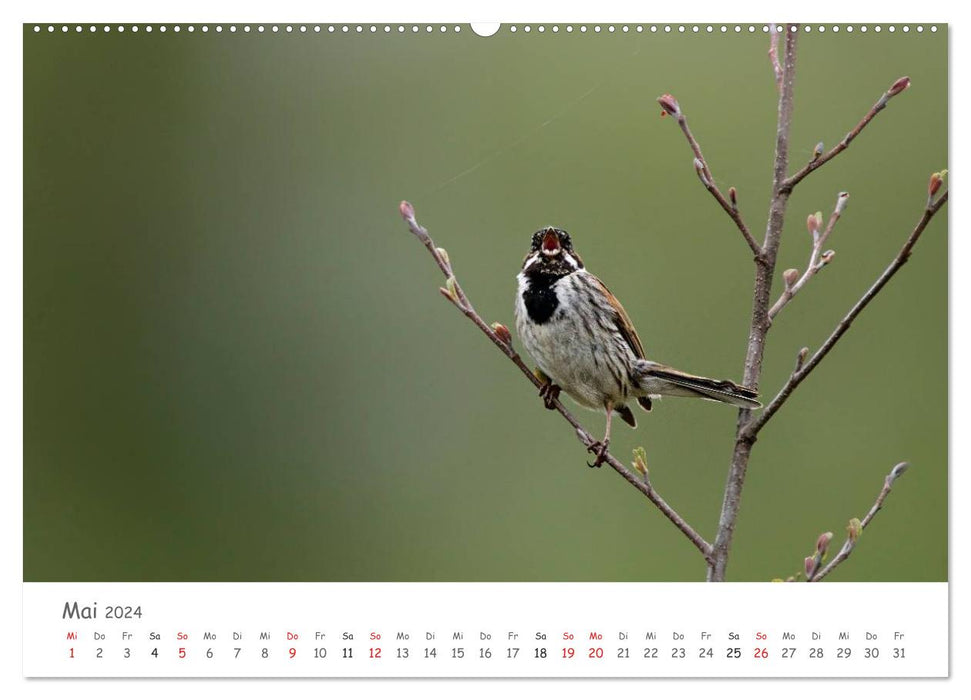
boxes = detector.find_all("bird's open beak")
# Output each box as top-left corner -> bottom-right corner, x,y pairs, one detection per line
541,228 -> 561,255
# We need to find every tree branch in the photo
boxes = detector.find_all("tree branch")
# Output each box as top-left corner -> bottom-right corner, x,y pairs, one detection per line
397,201 -> 713,560
807,462 -> 910,582
745,188 -> 948,439
768,24 -> 783,93
657,94 -> 763,257
706,24 -> 800,582
768,191 -> 849,321
782,76 -> 912,193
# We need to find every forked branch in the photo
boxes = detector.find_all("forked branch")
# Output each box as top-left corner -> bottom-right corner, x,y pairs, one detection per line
768,191 -> 849,321
657,94 -> 762,257
706,23 -> 800,582
782,76 -> 912,193
746,186 -> 948,439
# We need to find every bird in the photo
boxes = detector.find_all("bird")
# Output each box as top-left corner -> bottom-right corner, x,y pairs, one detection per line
514,226 -> 760,468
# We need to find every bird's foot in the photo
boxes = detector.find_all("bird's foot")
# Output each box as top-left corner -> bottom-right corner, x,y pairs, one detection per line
538,380 -> 561,410
586,439 -> 610,468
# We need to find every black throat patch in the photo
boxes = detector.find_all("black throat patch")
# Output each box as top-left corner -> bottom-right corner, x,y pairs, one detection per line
522,270 -> 565,325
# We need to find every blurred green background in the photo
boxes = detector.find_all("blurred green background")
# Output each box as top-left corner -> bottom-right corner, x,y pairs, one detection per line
24,24 -> 947,582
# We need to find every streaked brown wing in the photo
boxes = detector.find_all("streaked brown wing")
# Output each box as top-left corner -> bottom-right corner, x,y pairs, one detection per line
590,275 -> 646,360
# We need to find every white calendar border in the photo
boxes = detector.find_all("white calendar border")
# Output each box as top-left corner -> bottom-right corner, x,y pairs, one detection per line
3,0 -> 966,697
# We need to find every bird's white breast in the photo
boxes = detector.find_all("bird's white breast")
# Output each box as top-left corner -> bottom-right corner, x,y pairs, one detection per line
515,270 -> 632,410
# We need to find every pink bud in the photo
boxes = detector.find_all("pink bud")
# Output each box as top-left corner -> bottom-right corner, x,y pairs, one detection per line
657,93 -> 681,117
887,76 -> 911,97
728,186 -> 737,209
816,531 -> 833,556
928,171 -> 947,197
399,200 -> 416,221
491,322 -> 512,345
804,556 -> 815,578
783,268 -> 799,288
806,212 -> 821,235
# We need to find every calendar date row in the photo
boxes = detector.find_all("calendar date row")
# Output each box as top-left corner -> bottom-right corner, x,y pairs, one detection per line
65,644 -> 909,661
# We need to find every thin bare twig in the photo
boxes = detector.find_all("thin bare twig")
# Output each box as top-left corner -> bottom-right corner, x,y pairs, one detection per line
768,191 -> 849,321
808,462 -> 910,582
397,201 -> 713,560
768,24 -> 783,92
746,189 -> 948,439
782,76 -> 912,193
657,94 -> 762,257
706,24 -> 800,582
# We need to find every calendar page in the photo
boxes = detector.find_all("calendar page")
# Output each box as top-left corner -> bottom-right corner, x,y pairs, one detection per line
21,12 -> 951,685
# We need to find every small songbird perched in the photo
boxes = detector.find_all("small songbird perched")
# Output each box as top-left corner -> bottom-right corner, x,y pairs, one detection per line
514,227 -> 760,468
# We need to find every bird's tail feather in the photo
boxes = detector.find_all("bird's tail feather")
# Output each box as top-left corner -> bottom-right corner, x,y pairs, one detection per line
633,360 -> 761,409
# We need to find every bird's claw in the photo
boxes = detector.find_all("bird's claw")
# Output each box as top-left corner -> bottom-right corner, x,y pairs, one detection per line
538,381 -> 561,410
586,439 -> 610,468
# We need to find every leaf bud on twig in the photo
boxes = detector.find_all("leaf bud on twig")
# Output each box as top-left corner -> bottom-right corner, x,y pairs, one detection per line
820,250 -> 836,265
835,191 -> 850,216
491,322 -> 512,346
888,461 -> 909,486
812,141 -> 824,161
693,158 -> 709,186
795,347 -> 809,372
440,276 -> 460,304
632,446 -> 649,481
657,93 -> 681,118
807,211 -> 823,237
887,76 -> 911,97
804,556 -> 816,579
399,200 -> 416,222
436,247 -> 450,265
816,531 -> 834,557
783,268 -> 799,290
847,517 -> 863,544
928,170 -> 947,198
728,186 -> 738,211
